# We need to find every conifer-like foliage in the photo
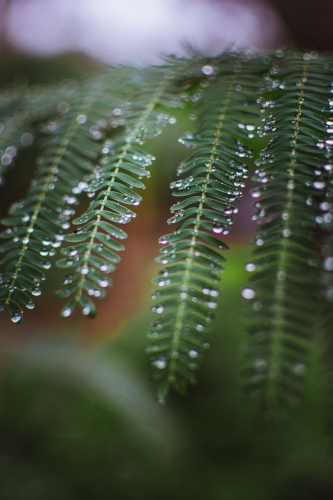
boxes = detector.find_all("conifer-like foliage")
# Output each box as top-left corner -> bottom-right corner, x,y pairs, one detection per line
0,49 -> 333,412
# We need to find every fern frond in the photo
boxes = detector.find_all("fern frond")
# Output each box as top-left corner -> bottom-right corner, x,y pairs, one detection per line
0,82 -> 79,182
315,84 -> 333,412
241,52 -> 332,411
0,76 -> 117,322
55,65 -> 184,318
147,55 -> 265,401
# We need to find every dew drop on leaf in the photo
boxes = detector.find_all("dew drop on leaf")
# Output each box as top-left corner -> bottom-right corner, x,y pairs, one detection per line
60,307 -> 72,318
313,179 -> 326,190
154,358 -> 167,369
76,114 -> 87,124
323,257 -> 333,271
11,310 -> 23,324
201,65 -> 214,75
82,305 -> 92,316
212,223 -> 223,234
253,359 -> 268,373
205,301 -> 218,309
21,133 -> 33,145
97,279 -> 109,288
291,362 -> 306,376
241,288 -> 255,299
245,263 -> 256,272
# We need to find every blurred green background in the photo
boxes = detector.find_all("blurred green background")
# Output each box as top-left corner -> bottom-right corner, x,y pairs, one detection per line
0,52 -> 333,500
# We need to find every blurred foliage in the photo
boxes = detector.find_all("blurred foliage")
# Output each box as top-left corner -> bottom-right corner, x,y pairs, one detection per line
1,247 -> 333,500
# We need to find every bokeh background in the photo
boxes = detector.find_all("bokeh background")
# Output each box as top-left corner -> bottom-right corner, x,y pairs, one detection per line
1,1 -> 333,499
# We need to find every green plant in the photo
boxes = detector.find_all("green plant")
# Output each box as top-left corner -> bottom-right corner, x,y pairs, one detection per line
0,49 -> 332,411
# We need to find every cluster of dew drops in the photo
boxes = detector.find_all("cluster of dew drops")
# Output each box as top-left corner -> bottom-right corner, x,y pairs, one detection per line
148,62 -> 260,375
0,128 -> 34,186
317,87 -> 333,303
240,50 -> 333,307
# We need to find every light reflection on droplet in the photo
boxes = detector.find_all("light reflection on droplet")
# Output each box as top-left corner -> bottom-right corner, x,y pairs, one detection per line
241,288 -> 255,299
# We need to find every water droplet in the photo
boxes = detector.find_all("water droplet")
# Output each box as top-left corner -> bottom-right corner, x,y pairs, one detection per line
97,279 -> 109,288
153,358 -> 167,369
26,300 -> 35,310
31,287 -> 42,296
21,132 -> 34,146
253,359 -> 268,373
5,146 -> 16,158
291,362 -> 306,376
241,288 -> 255,299
251,189 -> 261,198
245,263 -> 256,272
155,305 -> 164,314
61,307 -> 72,318
76,114 -> 87,124
252,301 -> 262,311
11,311 -> 23,324
205,301 -> 217,309
196,324 -> 204,332
82,305 -> 92,316
282,229 -> 291,237
320,202 -> 331,211
277,270 -> 286,281
42,237 -> 53,246
324,257 -> 333,271
324,163 -> 333,172
313,179 -> 326,189
1,154 -> 11,165
201,65 -> 214,75
80,266 -> 89,275
212,223 -> 223,234
20,214 -> 30,223
188,349 -> 198,359
100,263 -> 111,272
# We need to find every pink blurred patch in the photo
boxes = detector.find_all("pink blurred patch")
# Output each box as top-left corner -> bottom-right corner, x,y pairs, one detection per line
5,0 -> 283,64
